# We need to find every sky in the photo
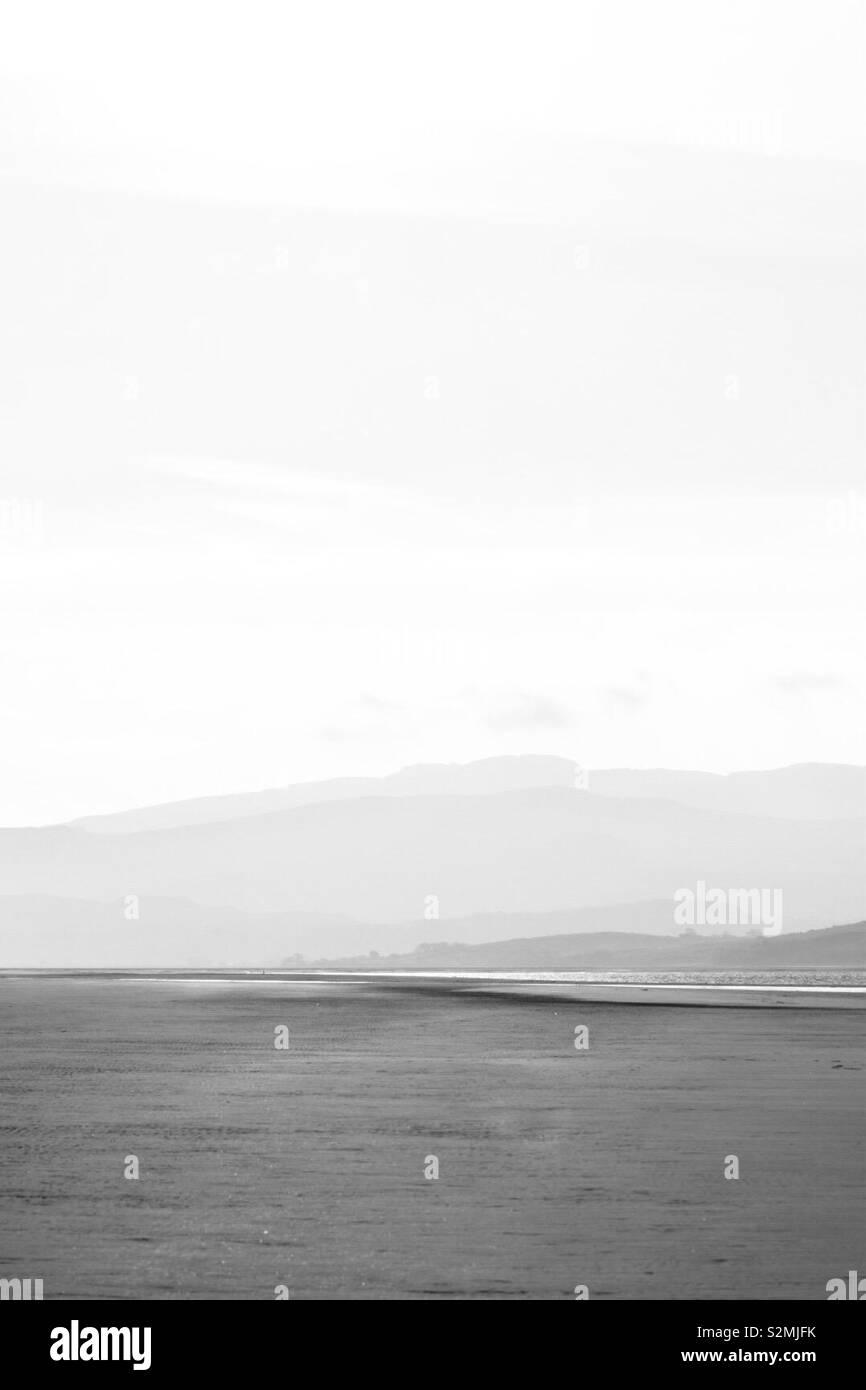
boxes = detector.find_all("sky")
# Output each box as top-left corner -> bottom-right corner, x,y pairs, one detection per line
0,1 -> 864,823
1,1 -> 865,174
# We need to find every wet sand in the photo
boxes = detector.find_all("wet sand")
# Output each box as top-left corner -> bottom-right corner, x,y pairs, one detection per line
0,976 -> 862,1299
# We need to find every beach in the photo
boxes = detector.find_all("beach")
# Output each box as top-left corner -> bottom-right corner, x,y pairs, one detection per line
0,974 -> 862,1300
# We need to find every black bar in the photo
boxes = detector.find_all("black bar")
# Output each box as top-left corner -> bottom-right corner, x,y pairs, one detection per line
6,1299 -> 862,1377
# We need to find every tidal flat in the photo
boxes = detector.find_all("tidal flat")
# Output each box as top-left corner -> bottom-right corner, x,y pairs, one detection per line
0,975 -> 862,1300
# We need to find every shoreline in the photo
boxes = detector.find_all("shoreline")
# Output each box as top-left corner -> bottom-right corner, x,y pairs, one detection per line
2,968 -> 864,1008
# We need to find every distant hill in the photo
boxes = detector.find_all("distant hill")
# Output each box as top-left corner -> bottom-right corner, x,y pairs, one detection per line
71,758 -> 865,833
5,762 -> 864,966
589,764 -> 866,823
1,788 -> 863,929
0,896 -> 356,968
71,755 -> 576,834
2,895 -> 693,970
2,893 -> 863,971
317,922 -> 866,972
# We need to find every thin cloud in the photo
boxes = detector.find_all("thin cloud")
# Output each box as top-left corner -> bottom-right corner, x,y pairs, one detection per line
773,673 -> 847,693
483,693 -> 574,731
604,685 -> 650,712
358,692 -> 403,714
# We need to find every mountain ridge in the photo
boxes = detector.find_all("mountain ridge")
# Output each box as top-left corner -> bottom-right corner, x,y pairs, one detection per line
0,784 -> 862,928
69,758 -> 866,834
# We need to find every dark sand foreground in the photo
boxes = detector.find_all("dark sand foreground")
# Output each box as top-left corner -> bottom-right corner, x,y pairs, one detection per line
0,976 -> 862,1299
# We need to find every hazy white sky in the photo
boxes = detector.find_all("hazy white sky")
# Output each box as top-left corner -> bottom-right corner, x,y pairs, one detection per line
0,1 -> 864,822
3,471 -> 863,823
1,0 -> 864,183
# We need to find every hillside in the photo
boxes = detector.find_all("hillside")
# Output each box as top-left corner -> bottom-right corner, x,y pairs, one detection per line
72,758 -> 866,833
316,921 -> 866,971
0,788 -> 862,929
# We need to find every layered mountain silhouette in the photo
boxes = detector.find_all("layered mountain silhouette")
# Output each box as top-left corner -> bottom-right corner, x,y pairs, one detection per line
1,759 -> 863,965
0,896 -> 759,969
73,757 -> 865,833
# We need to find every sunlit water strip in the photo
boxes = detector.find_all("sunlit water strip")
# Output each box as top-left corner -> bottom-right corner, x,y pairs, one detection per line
96,971 -> 866,995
